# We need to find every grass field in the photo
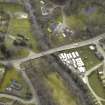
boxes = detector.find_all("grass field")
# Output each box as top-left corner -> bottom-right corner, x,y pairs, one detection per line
22,57 -> 79,105
45,73 -> 77,105
65,14 -> 86,30
0,2 -> 24,13
0,2 -> 38,58
102,101 -> 105,105
14,48 -> 29,58
0,68 -> 21,92
75,46 -> 101,70
88,71 -> 105,99
7,18 -> 38,52
0,97 -> 12,103
65,3 -> 105,31
0,68 -> 24,92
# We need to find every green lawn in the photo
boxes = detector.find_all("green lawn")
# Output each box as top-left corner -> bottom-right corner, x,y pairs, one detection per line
0,68 -> 22,92
65,14 -> 87,30
76,46 -> 101,70
88,71 -> 105,99
7,19 -> 38,52
0,2 -> 38,58
0,97 -> 12,103
102,101 -> 105,105
45,73 -> 77,105
65,3 -> 105,31
14,48 -> 29,58
8,19 -> 31,35
0,2 -> 24,13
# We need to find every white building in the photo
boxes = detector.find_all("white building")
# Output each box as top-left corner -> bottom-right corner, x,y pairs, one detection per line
58,51 -> 86,74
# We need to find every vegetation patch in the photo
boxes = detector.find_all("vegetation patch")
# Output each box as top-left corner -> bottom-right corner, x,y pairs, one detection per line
88,71 -> 105,99
6,18 -> 38,52
102,101 -> 105,105
0,2 -> 38,59
65,2 -> 105,31
0,97 -> 12,103
0,2 -> 24,13
0,67 -> 31,99
45,73 -> 77,105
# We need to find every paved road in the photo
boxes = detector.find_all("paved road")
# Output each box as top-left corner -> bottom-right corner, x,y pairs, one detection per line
0,64 -> 39,105
85,62 -> 104,76
0,93 -> 34,104
86,77 -> 103,105
21,70 -> 40,105
83,62 -> 105,105
0,36 -> 102,105
95,42 -> 105,76
0,33 -> 105,65
0,0 -> 105,105
95,42 -> 105,59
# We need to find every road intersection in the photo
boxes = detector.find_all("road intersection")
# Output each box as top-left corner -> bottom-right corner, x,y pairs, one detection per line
0,0 -> 105,105
0,32 -> 105,65
0,33 -> 105,105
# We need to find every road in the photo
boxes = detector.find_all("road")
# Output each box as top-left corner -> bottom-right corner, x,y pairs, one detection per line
21,70 -> 40,105
0,32 -> 105,65
0,93 -> 34,104
0,0 -> 105,105
83,62 -> 105,105
95,41 -> 105,76
85,62 -> 104,76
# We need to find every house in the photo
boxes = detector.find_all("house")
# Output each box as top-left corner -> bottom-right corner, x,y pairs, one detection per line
75,58 -> 84,67
49,22 -> 73,37
11,80 -> 22,90
100,75 -> 105,80
89,45 -> 96,51
71,52 -> 77,58
98,69 -> 103,75
14,12 -> 28,19
75,51 -> 79,57
98,71 -> 103,75
50,23 -> 57,32
78,67 -> 86,73
40,0 -> 53,16
102,80 -> 105,84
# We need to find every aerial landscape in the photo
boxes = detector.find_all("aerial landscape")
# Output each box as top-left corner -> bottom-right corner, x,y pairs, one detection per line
0,0 -> 105,105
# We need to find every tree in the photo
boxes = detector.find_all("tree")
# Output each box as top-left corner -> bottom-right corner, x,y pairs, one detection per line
49,0 -> 68,5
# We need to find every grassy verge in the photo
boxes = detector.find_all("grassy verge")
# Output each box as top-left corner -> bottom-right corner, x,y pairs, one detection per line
0,2 -> 24,13
45,73 -> 77,105
88,71 -> 105,99
0,97 -> 12,103
102,101 -> 105,105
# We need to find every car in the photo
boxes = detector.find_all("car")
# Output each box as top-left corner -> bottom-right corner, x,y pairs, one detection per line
73,43 -> 79,46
